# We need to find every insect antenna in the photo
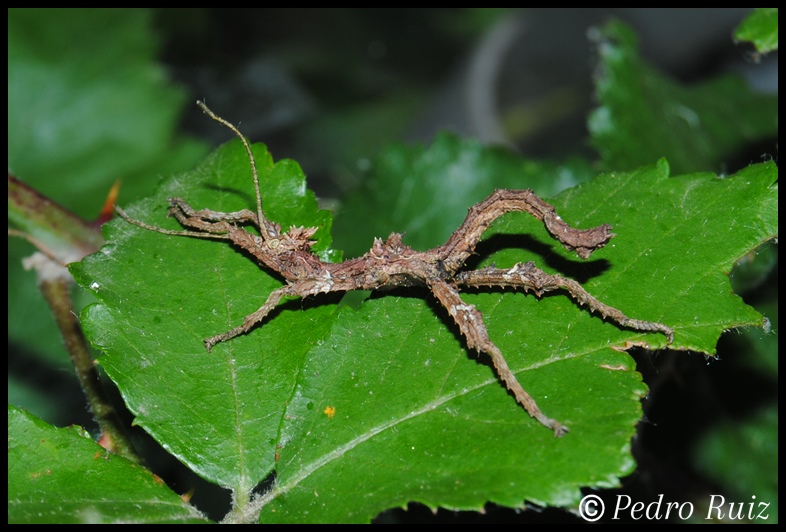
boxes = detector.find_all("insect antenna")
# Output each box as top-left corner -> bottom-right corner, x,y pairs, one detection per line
196,100 -> 280,240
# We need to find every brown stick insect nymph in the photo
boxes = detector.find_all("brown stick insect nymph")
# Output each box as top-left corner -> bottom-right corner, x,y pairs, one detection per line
117,101 -> 673,437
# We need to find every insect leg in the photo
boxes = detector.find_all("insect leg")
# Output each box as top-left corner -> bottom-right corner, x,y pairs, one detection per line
204,284 -> 298,351
115,206 -> 232,241
428,279 -> 568,437
438,189 -> 614,273
456,262 -> 674,343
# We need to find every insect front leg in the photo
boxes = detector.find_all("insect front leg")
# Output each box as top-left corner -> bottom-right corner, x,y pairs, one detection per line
204,284 -> 298,351
115,206 -> 232,241
167,197 -> 265,236
167,197 -> 258,224
115,198 -> 260,241
428,279 -> 568,437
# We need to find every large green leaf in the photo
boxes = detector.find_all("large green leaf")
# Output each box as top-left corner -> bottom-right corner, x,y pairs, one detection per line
71,135 -> 776,522
8,406 -> 209,524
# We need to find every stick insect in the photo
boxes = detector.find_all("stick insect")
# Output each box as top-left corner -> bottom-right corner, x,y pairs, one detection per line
117,101 -> 674,437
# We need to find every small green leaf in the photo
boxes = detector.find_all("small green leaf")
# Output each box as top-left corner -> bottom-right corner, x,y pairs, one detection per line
734,8 -> 778,54
8,406 -> 209,524
588,20 -> 778,174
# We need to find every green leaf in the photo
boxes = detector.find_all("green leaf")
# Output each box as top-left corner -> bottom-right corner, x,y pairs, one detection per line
8,406 -> 209,524
734,8 -> 778,54
7,8 -> 206,216
257,295 -> 648,522
8,8 -> 208,370
588,20 -> 778,174
484,159 -> 776,354
73,133 -> 776,522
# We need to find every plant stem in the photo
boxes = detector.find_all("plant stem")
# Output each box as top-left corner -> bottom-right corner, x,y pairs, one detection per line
27,252 -> 141,464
